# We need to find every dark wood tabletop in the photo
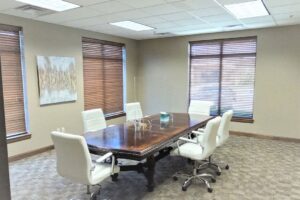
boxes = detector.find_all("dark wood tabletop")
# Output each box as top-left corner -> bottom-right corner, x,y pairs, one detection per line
85,113 -> 213,160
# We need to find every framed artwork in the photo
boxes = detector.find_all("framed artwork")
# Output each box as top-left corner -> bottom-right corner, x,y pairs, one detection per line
37,56 -> 77,105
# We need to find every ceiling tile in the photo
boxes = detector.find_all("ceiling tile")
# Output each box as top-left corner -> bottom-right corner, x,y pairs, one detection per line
67,0 -> 111,6
139,4 -> 183,16
159,12 -> 194,21
89,1 -> 134,14
268,3 -> 300,15
134,17 -> 168,26
215,0 -> 253,5
209,19 -> 242,27
201,14 -> 236,22
62,16 -> 108,28
151,21 -> 177,29
155,23 -> 212,33
245,21 -> 276,28
264,0 -> 300,8
0,8 -> 36,19
61,9 -> 152,28
274,13 -> 300,26
175,24 -> 214,31
188,6 -> 228,18
276,19 -> 300,26
172,27 -> 223,36
1,0 -> 300,40
273,12 -> 300,21
107,9 -> 153,21
171,0 -> 218,10
118,0 -> 165,8
0,1 -> 24,11
240,15 -> 275,24
175,18 -> 206,26
37,7 -> 100,23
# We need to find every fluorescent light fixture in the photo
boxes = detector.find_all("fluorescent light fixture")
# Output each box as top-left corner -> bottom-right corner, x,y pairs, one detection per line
224,0 -> 269,19
16,0 -> 80,11
110,21 -> 154,31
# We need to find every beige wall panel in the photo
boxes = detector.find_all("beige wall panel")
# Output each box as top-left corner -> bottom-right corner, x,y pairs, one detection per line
137,25 -> 300,139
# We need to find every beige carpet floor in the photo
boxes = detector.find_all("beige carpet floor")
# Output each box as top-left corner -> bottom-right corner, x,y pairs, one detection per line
9,135 -> 300,200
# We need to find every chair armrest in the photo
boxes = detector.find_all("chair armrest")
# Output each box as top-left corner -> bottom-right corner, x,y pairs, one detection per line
93,152 -> 117,175
178,137 -> 197,144
95,152 -> 113,163
176,137 -> 198,155
192,130 -> 204,135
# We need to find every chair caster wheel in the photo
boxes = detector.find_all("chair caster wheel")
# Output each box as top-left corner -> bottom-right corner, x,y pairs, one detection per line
182,186 -> 187,191
90,193 -> 97,200
225,165 -> 229,170
207,188 -> 213,193
173,176 -> 178,181
111,173 -> 119,182
211,178 -> 216,183
216,171 -> 221,176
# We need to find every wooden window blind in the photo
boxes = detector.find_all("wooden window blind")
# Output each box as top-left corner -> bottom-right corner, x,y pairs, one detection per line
82,37 -> 125,117
0,24 -> 27,136
189,37 -> 257,120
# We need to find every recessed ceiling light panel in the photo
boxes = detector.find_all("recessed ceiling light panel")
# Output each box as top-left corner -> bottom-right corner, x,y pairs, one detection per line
16,0 -> 80,12
224,0 -> 269,19
110,21 -> 154,31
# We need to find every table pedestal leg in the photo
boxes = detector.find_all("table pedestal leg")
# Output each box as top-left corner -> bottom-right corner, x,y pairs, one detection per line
111,158 -> 119,182
145,155 -> 156,192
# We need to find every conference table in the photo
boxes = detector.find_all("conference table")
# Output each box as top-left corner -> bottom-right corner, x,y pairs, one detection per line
84,113 -> 213,191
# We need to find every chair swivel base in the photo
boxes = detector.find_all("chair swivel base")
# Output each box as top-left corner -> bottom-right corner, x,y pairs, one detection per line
173,172 -> 215,193
87,185 -> 101,200
197,156 -> 229,176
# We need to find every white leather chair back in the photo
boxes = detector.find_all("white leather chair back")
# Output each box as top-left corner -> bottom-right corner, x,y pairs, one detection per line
126,102 -> 143,121
201,117 -> 221,158
51,131 -> 93,185
188,100 -> 213,116
217,110 -> 233,147
82,108 -> 107,132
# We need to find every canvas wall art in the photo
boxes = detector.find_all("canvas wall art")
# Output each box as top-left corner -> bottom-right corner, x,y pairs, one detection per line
37,56 -> 77,105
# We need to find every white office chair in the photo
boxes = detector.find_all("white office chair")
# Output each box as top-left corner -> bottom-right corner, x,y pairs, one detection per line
216,110 -> 233,147
171,117 -> 221,192
51,131 -> 120,200
188,100 -> 214,137
82,108 -> 107,132
192,110 -> 233,174
126,102 -> 143,121
188,100 -> 214,116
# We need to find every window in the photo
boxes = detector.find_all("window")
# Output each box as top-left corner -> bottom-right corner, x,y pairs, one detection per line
82,37 -> 125,118
189,37 -> 257,122
0,24 -> 29,141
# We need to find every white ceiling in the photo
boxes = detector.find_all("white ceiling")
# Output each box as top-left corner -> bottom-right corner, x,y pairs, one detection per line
0,0 -> 300,40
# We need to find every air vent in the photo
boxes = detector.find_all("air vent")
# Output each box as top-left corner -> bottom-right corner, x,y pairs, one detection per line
15,5 -> 55,16
223,24 -> 244,29
153,32 -> 175,36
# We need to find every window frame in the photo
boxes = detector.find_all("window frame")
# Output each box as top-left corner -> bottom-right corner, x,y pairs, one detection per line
82,37 -> 126,119
0,24 -> 30,143
188,36 -> 257,123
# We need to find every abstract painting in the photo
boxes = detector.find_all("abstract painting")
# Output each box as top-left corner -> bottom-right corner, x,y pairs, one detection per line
37,56 -> 77,105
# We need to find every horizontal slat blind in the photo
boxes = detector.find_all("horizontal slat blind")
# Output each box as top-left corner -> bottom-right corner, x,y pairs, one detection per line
0,24 -> 26,135
190,37 -> 257,119
190,57 -> 220,115
82,37 -> 124,115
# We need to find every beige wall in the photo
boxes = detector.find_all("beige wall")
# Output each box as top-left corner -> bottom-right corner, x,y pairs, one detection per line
0,14 -> 138,157
137,25 -> 300,139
